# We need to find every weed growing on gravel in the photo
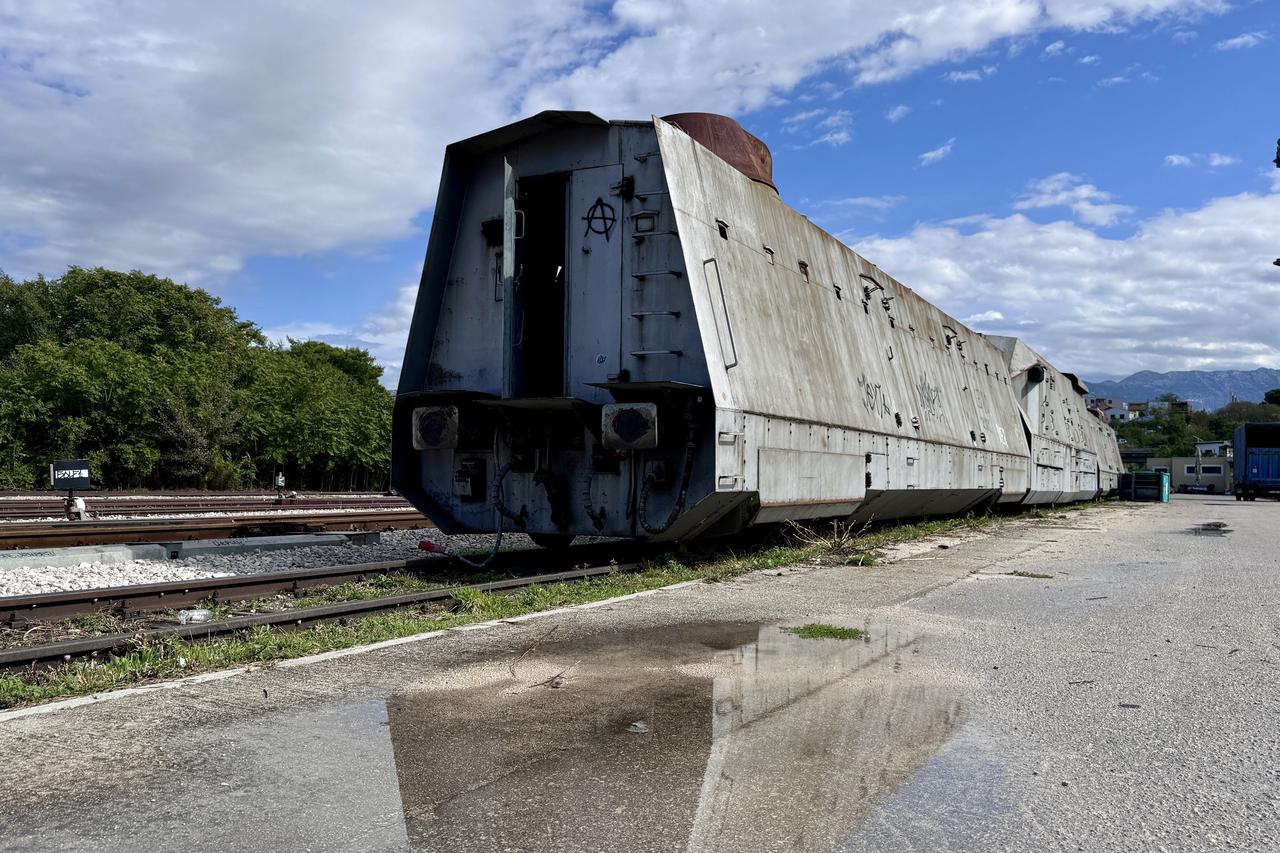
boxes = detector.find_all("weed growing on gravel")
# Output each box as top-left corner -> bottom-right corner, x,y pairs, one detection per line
1007,570 -> 1054,579
781,623 -> 865,640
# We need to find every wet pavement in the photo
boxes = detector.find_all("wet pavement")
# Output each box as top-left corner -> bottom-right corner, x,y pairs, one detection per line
2,495 -> 1278,851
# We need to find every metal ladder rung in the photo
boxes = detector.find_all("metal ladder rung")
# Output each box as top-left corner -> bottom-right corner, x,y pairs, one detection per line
630,349 -> 683,357
630,311 -> 681,319
632,270 -> 683,280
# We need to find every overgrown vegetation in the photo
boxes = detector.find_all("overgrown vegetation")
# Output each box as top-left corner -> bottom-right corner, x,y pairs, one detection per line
0,267 -> 392,490
781,623 -> 865,640
1112,392 -> 1280,458
0,503 -> 1104,709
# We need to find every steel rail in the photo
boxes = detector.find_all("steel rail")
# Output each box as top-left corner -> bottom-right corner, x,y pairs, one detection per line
0,509 -> 432,550
0,496 -> 411,520
0,540 -> 648,625
0,561 -> 644,671
1,558 -> 436,625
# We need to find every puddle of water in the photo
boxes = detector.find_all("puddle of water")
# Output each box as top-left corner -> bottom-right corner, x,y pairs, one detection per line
843,721 -> 1017,852
384,621 -> 962,851
6,622 -> 965,852
1185,521 -> 1233,536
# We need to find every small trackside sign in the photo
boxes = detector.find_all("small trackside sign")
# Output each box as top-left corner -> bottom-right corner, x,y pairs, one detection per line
50,459 -> 91,491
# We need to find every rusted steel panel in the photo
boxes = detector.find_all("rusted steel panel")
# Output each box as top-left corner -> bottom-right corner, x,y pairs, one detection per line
661,112 -> 776,191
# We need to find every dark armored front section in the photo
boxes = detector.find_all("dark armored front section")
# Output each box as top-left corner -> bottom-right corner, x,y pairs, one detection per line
393,112 -> 1122,543
392,113 -> 748,541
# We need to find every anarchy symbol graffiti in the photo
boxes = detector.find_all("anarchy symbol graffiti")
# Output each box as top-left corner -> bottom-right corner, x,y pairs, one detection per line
582,197 -> 617,242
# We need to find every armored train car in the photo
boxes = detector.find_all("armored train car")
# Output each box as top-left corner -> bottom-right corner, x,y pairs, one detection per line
392,112 -> 1121,543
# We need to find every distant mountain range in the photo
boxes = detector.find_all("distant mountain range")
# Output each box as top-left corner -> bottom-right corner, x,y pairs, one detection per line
1085,368 -> 1280,411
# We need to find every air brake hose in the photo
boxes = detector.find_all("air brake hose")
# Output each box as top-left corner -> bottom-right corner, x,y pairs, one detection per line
638,409 -> 698,535
582,471 -> 606,531
492,461 -> 527,529
446,460 -> 523,569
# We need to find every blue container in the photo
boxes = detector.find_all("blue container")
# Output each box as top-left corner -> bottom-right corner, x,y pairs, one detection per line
1233,423 -> 1280,500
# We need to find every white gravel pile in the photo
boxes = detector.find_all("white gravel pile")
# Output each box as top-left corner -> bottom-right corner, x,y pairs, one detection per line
0,528 -> 555,598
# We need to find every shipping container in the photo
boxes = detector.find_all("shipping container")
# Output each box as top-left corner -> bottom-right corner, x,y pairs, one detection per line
1232,422 -> 1280,500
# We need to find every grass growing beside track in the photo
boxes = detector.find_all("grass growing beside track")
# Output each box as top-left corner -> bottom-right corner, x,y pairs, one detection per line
0,547 -> 808,708
0,502 -> 1100,710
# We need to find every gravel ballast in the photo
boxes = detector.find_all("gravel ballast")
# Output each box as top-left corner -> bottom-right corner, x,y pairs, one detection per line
0,528 -> 549,597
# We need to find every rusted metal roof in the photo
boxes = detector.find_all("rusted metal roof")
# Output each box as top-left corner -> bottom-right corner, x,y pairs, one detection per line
661,112 -> 776,192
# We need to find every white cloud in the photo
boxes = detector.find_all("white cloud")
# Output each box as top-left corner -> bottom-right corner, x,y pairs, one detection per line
0,1 -> 615,285
1013,172 -> 1133,226
964,310 -> 1005,323
1097,75 -> 1129,86
815,113 -> 852,145
1166,152 -> 1241,169
1171,29 -> 1197,43
920,138 -> 956,166
1078,54 -> 1101,64
260,322 -> 348,344
853,183 -> 1280,376
945,65 -> 998,81
272,278 -> 421,387
786,108 -> 853,145
885,104 -> 912,122
0,0 -> 1243,378
1215,31 -> 1268,50
820,195 -> 908,210
1042,40 -> 1066,56
783,108 -> 826,128
813,129 -> 852,146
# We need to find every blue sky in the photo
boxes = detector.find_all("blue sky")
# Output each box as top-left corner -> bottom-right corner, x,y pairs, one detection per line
1,1 -> 1277,385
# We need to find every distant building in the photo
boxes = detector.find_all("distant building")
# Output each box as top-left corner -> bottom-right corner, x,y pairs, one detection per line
1147,399 -> 1191,415
1143,456 -> 1233,493
1121,447 -> 1157,468
1194,440 -> 1232,458
1128,402 -> 1148,419
1085,395 -> 1133,422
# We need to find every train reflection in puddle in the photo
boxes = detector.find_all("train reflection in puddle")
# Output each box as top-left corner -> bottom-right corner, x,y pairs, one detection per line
385,620 -> 963,851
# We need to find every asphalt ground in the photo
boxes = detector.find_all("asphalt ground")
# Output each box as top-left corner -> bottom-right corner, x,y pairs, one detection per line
0,495 -> 1276,852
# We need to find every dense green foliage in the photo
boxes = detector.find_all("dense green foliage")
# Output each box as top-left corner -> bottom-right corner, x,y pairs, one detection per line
0,267 -> 392,490
1113,395 -> 1280,457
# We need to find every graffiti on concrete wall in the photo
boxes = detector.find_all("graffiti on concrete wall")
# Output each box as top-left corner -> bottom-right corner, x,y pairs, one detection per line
857,373 -> 893,420
916,376 -> 944,421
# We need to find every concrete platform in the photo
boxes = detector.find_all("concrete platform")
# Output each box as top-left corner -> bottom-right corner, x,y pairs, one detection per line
1,496 -> 1276,852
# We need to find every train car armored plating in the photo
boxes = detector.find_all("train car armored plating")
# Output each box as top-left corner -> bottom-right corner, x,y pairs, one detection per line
392,111 -> 1121,544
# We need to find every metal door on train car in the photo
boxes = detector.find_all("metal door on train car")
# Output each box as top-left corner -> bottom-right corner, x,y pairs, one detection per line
566,165 -> 623,400
504,162 -> 573,399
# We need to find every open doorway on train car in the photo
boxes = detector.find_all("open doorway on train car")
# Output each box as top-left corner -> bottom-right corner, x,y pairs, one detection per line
513,172 -> 569,398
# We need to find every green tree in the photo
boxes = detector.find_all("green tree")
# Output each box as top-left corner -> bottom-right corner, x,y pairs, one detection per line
1264,388 -> 1280,407
0,266 -> 394,491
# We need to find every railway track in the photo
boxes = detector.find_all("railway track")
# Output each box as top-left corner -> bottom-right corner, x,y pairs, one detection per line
1,543 -> 654,670
0,494 -> 410,521
0,509 -> 432,550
